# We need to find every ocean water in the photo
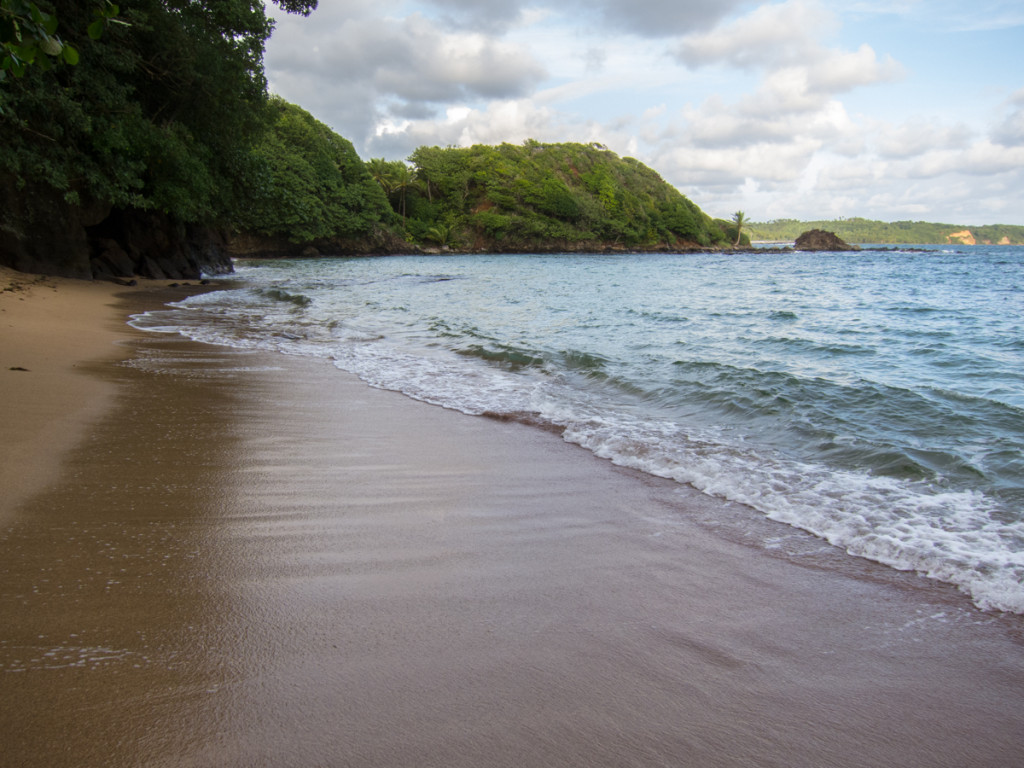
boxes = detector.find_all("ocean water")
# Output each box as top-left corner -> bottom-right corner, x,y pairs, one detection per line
130,246 -> 1024,613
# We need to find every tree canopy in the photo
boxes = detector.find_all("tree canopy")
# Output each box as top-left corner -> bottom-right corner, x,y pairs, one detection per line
375,141 -> 732,250
3,0 -> 750,275
236,97 -> 393,243
1,0 -> 317,222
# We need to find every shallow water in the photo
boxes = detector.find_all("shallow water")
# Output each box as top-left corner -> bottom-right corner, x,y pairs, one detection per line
131,246 -> 1024,612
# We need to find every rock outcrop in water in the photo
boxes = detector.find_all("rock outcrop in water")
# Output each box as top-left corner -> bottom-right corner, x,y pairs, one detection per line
793,229 -> 859,251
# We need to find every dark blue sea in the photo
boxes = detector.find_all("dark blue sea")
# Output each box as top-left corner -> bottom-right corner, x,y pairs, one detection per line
131,245 -> 1024,612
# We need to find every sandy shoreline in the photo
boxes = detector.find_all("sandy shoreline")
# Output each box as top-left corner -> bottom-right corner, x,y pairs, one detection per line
2,272 -> 1023,766
0,268 -> 137,519
0,267 -> 213,519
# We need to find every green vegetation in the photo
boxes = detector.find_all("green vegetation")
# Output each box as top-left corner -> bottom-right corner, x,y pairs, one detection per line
369,141 -> 739,250
0,0 -> 116,80
747,218 -> 1024,245
2,0 -> 743,278
2,0 -> 76,80
236,98 -> 393,243
1,0 -> 317,222
731,211 -> 746,247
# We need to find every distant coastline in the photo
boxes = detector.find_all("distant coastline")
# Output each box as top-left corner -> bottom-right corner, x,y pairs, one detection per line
747,217 -> 1024,245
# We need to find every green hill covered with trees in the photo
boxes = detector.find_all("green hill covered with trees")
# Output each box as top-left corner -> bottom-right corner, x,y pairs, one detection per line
365,142 -> 739,251
1,1 -> 740,278
235,98 -> 394,245
747,218 -> 1024,245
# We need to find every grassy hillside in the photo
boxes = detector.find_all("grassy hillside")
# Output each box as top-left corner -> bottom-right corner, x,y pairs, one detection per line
747,218 -> 1024,245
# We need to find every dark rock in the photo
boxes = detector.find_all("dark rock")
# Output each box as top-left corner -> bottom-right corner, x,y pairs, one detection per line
92,238 -> 135,277
139,255 -> 167,280
155,255 -> 185,280
95,274 -> 137,287
90,257 -> 114,280
793,229 -> 860,251
1,181 -> 234,280
0,179 -> 94,278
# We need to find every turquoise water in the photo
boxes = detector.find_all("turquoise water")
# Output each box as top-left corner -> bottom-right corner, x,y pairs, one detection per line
132,246 -> 1024,612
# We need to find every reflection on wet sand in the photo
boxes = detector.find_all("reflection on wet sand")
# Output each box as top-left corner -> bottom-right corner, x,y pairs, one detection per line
2,333 -> 1023,768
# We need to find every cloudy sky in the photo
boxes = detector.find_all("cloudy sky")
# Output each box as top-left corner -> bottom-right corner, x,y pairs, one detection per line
264,0 -> 1024,225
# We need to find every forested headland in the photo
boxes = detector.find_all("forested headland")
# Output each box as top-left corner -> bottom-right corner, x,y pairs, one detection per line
748,218 -> 1024,245
1,1 -> 740,280
360,142 -> 738,254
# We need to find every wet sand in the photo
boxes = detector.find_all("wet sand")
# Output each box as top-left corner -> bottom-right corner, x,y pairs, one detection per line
2,288 -> 1024,767
0,267 -> 133,519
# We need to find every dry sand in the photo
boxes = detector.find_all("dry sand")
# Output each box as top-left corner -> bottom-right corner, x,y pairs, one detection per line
1,275 -> 1023,767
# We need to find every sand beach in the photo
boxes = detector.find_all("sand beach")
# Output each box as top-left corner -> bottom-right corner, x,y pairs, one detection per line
1,270 -> 1023,767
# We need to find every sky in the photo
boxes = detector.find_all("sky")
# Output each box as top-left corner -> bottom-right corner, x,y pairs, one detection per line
263,0 -> 1024,225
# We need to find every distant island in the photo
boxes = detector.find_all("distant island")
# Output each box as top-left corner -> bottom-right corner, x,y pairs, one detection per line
748,218 -> 1024,245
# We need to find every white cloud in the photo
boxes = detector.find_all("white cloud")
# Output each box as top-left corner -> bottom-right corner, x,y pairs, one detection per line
266,7 -> 545,148
991,88 -> 1024,147
367,99 -> 563,157
654,138 -> 823,193
675,0 -> 834,69
905,141 -> 1024,178
263,0 -> 1024,224
596,0 -> 748,37
418,0 -> 527,31
805,44 -> 903,93
277,14 -> 544,103
413,0 -> 748,36
676,1 -> 903,98
875,119 -> 973,158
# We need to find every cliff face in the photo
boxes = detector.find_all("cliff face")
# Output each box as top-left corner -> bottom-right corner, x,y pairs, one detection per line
0,182 -> 234,280
946,230 -> 976,245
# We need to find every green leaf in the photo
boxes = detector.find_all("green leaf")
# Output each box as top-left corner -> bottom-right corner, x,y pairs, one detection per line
42,14 -> 58,36
87,19 -> 104,39
62,44 -> 78,65
39,36 -> 62,56
12,43 -> 36,63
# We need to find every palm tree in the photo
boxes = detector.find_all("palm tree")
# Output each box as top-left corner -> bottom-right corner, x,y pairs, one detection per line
366,158 -> 394,196
425,223 -> 452,246
732,210 -> 746,246
388,163 -> 417,223
366,159 -> 422,225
